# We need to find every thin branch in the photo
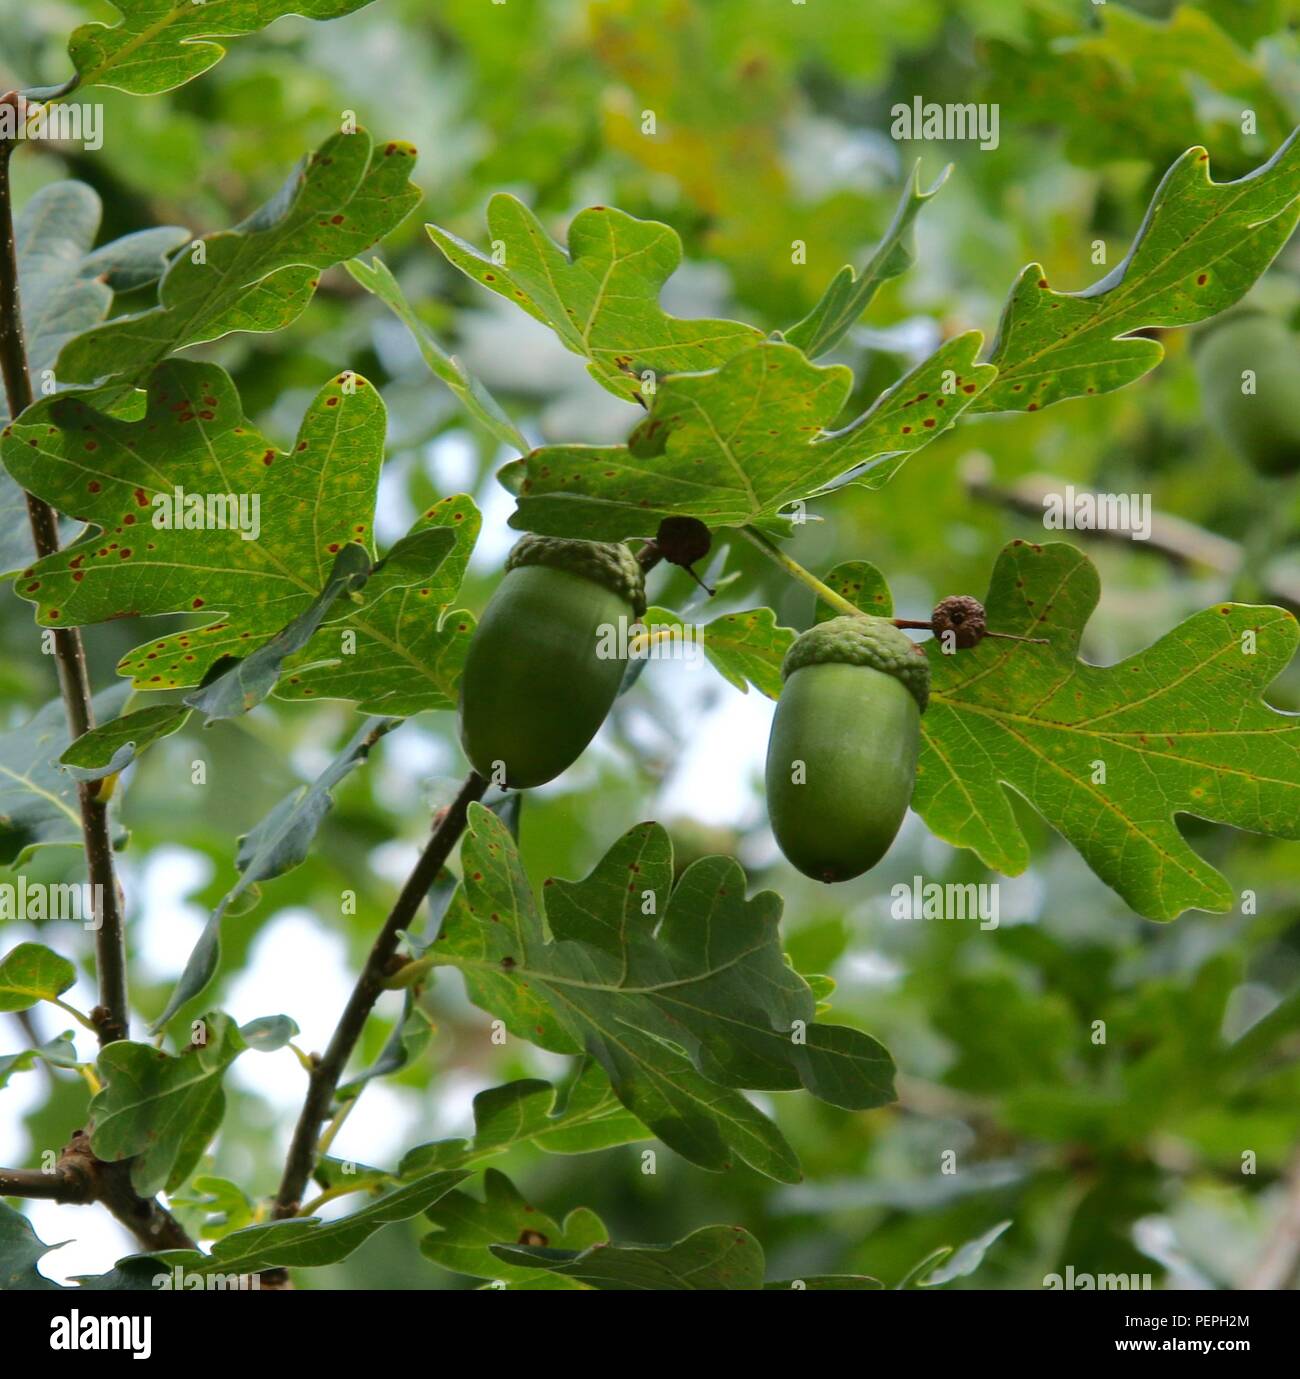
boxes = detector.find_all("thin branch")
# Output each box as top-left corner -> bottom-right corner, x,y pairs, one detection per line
0,1164 -> 94,1203
94,1159 -> 196,1252
0,1132 -> 195,1250
0,97 -> 194,1256
273,771 -> 489,1217
960,453 -> 1300,611
0,98 -> 129,1045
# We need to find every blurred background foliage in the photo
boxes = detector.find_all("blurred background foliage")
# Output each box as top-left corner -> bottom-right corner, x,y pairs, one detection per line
2,0 -> 1300,1289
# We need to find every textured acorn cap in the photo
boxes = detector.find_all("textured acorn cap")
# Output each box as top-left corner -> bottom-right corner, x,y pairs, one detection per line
506,534 -> 646,617
783,615 -> 930,712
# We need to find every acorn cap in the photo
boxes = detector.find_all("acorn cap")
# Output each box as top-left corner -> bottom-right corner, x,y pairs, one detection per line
783,615 -> 930,712
506,534 -> 646,617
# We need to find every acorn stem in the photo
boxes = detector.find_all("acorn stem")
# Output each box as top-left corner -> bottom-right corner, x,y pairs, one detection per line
636,539 -> 664,574
739,527 -> 1050,646
682,565 -> 716,596
894,616 -> 1049,646
739,525 -> 862,617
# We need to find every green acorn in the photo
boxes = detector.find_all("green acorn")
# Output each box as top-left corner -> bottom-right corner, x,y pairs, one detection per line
459,534 -> 646,788
1194,310 -> 1300,477
765,615 -> 929,883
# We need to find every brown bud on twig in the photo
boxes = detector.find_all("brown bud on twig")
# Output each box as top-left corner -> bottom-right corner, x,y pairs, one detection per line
931,594 -> 987,648
894,595 -> 1049,649
89,1004 -> 126,1044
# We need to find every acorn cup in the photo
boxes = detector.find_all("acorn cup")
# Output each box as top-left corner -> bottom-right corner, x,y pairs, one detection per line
458,534 -> 646,788
1193,309 -> 1300,478
765,615 -> 930,883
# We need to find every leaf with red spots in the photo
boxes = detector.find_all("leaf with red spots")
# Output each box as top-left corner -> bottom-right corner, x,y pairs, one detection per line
5,361 -> 380,683
420,1169 -> 608,1291
499,335 -> 994,539
913,541 -> 1300,919
427,195 -> 764,403
54,128 -> 419,391
65,0 -> 378,97
814,559 -> 894,622
973,130 -> 1300,414
492,1221 -> 883,1290
4,360 -> 473,716
431,805 -> 896,1183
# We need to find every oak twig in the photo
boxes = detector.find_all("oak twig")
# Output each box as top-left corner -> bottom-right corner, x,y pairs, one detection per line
1,1132 -> 195,1250
273,771 -> 489,1217
1,94 -> 193,1254
0,101 -> 129,1045
961,452 -> 1300,611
